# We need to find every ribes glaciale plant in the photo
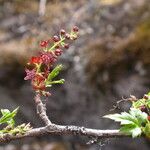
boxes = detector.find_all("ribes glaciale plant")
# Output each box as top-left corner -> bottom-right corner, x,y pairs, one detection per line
0,26 -> 79,137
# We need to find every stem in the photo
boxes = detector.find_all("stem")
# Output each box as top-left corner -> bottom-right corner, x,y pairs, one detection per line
36,63 -> 42,73
46,79 -> 65,85
34,94 -> 52,125
49,37 -> 65,51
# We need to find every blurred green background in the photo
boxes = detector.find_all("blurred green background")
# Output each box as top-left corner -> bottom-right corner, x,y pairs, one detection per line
0,0 -> 149,149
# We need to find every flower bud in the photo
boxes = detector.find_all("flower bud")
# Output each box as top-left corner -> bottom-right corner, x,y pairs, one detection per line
55,49 -> 63,56
53,35 -> 59,42
64,43 -> 69,49
140,105 -> 147,112
60,29 -> 66,35
40,40 -> 48,47
65,33 -> 70,40
148,116 -> 150,121
73,26 -> 79,32
143,94 -> 149,100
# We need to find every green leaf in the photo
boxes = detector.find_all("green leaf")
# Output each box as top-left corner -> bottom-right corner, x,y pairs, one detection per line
129,126 -> 142,138
132,99 -> 145,108
147,92 -> 150,96
129,108 -> 147,126
1,109 -> 16,126
47,65 -> 63,81
0,107 -> 19,125
7,119 -> 15,126
120,124 -> 142,138
104,110 -> 140,125
1,109 -> 10,115
146,100 -> 150,108
104,108 -> 148,138
104,113 -> 135,125
46,79 -> 65,86
144,123 -> 150,138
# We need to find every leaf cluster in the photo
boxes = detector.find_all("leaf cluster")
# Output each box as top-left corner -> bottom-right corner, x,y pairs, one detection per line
0,108 -> 31,136
104,92 -> 150,138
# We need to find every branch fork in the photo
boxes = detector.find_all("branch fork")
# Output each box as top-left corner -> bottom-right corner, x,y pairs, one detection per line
0,93 -> 128,143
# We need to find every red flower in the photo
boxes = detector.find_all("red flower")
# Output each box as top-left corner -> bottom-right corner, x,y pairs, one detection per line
29,56 -> 42,64
24,69 -> 36,80
40,52 -> 57,64
32,74 -> 46,91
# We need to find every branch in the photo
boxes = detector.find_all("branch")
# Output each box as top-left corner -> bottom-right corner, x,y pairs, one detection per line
34,93 -> 52,125
0,94 -> 129,143
0,124 -> 127,143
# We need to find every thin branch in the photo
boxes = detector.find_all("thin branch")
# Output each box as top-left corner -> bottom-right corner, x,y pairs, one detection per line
34,93 -> 52,125
16,94 -> 126,145
0,124 -> 127,143
0,91 -> 130,143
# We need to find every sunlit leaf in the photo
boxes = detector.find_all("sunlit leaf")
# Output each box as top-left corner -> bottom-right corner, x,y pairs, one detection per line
47,64 -> 63,81
0,107 -> 19,125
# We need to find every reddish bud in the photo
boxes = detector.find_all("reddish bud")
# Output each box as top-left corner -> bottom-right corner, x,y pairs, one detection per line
29,56 -> 42,64
53,35 -> 59,42
73,26 -> 79,32
40,40 -> 48,47
140,105 -> 147,112
55,45 -> 60,48
60,29 -> 66,35
143,94 -> 149,100
54,49 -> 63,56
148,116 -> 150,121
64,43 -> 69,49
65,33 -> 70,40
32,74 -> 46,91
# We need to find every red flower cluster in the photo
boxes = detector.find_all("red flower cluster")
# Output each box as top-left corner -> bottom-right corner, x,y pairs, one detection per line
24,26 -> 79,96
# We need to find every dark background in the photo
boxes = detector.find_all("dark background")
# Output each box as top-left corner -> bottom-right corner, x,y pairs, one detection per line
0,0 -> 150,149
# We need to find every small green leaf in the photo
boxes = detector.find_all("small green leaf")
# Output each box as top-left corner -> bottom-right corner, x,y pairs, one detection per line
1,109 -> 10,115
104,110 -> 139,125
0,107 -> 19,125
144,123 -> 150,138
146,100 -> 150,108
46,79 -> 65,86
104,114 -> 134,125
129,108 -> 147,126
47,65 -> 63,81
131,127 -> 142,138
104,108 -> 148,138
147,92 -> 150,96
7,119 -> 15,126
132,99 -> 145,108
120,124 -> 142,138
